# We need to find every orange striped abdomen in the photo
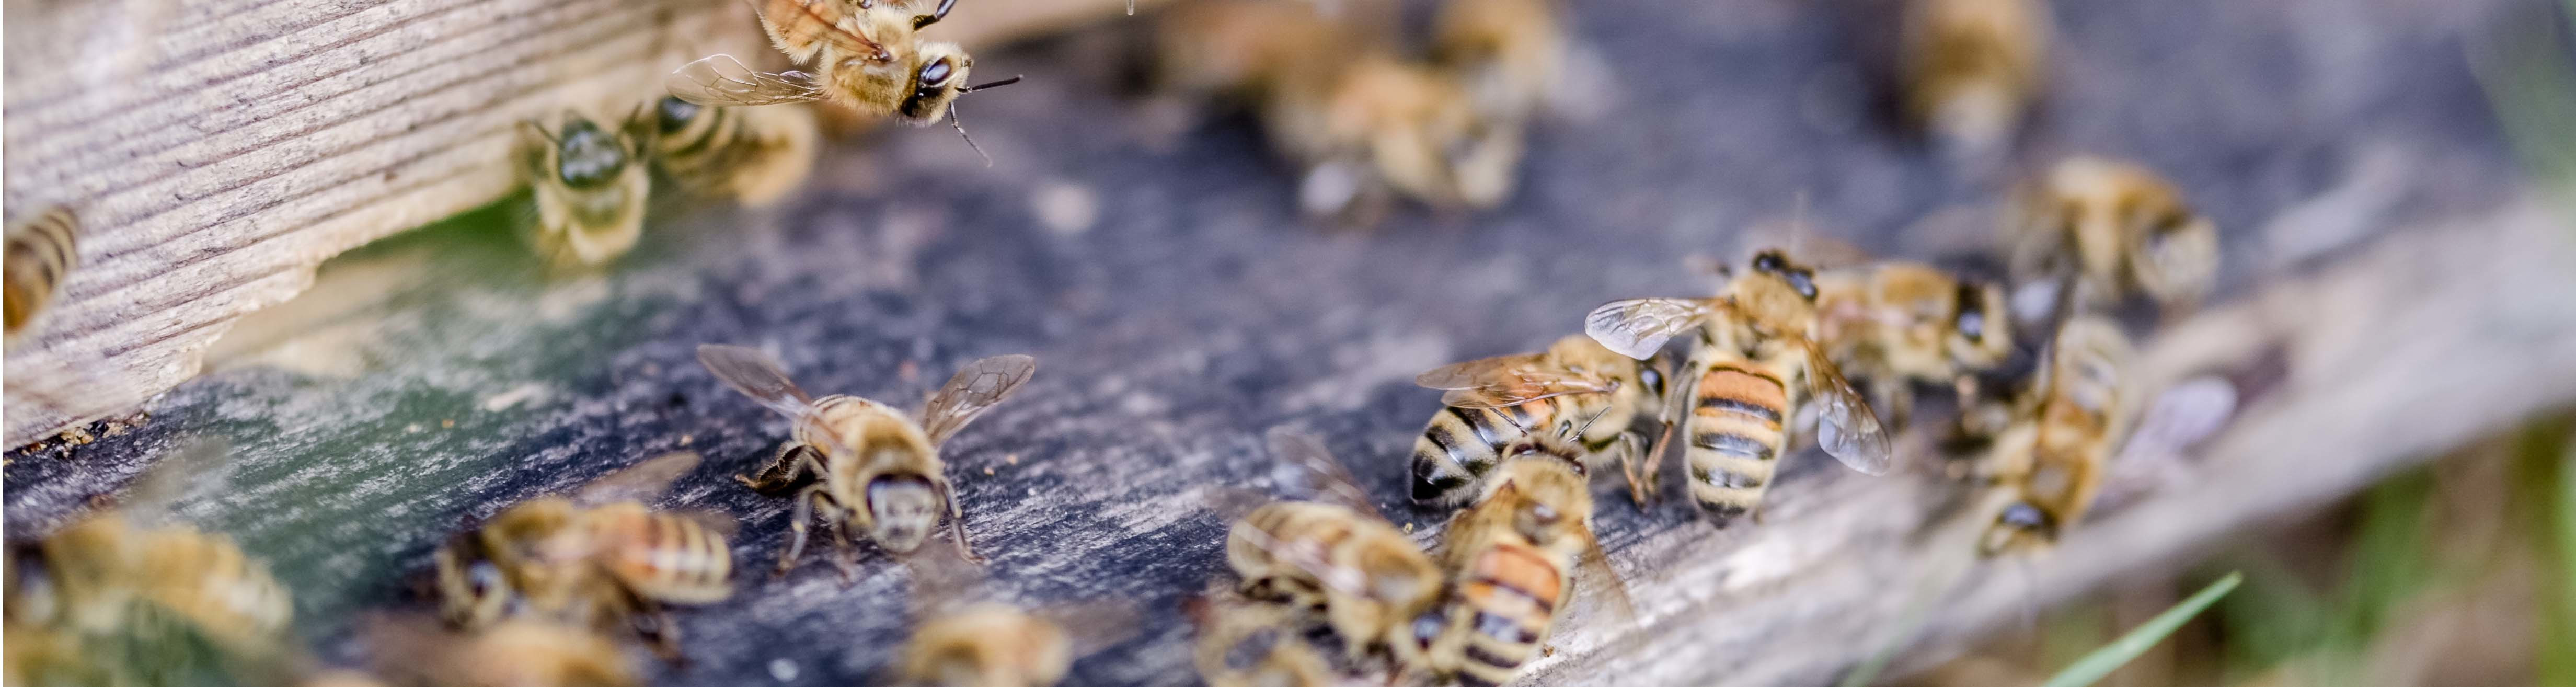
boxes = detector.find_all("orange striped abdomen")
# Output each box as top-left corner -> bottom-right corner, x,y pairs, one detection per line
1227,502 -> 1365,607
590,506 -> 734,605
1685,362 -> 1793,526
1408,398 -> 1565,507
1446,542 -> 1563,687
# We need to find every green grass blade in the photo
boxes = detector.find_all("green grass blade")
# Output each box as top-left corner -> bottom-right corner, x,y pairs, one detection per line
2039,572 -> 2244,687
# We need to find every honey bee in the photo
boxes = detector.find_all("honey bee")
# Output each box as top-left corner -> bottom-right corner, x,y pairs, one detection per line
1810,261 -> 2012,430
1585,249 -> 1895,522
639,96 -> 821,207
665,0 -> 1022,156
365,617 -> 639,687
1183,594 -> 1341,687
519,112 -> 650,268
2009,156 -> 2221,313
696,344 -> 1035,572
1153,0 -> 1358,100
1900,0 -> 2048,155
893,602 -> 1073,687
433,451 -> 734,659
1406,425 -> 1634,687
1408,334 -> 1672,508
1977,316 -> 2133,556
1429,0 -> 1568,124
1266,54 -> 1523,217
4,205 -> 78,340
4,442 -> 294,655
1225,428 -> 1443,662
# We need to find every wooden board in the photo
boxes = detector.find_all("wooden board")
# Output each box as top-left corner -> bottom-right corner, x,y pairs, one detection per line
5,0 -> 2570,684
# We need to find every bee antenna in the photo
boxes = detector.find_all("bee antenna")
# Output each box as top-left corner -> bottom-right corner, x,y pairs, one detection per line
1565,394 -> 1619,441
521,120 -> 563,147
963,75 -> 1024,93
948,104 -> 994,168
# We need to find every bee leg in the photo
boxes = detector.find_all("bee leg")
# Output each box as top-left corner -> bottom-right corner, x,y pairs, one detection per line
936,477 -> 985,564
775,484 -> 824,577
1872,376 -> 1913,432
738,444 -> 821,494
631,601 -> 687,665
828,524 -> 860,585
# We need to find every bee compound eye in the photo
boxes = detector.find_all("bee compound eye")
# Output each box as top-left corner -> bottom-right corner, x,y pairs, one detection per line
920,58 -> 954,88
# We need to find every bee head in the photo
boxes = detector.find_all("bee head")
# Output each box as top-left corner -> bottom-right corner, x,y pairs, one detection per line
897,44 -> 976,125
2129,208 -> 2218,305
550,117 -> 631,189
432,533 -> 519,628
1949,280 -> 2011,366
865,474 -> 943,554
1750,250 -> 1819,301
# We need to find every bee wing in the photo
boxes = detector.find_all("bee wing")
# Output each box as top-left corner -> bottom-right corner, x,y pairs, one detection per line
696,344 -> 822,420
921,354 -> 1037,446
109,438 -> 232,526
1263,428 -> 1385,520
1225,516 -> 1376,601
673,508 -> 742,539
1802,341 -> 1894,475
1576,527 -> 1640,630
1414,353 -> 1620,409
572,451 -> 703,505
667,55 -> 829,107
1584,297 -> 1721,361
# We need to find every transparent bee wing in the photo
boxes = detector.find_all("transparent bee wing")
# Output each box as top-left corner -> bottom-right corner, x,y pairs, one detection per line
1804,341 -> 1894,475
1576,526 -> 1639,630
921,354 -> 1037,445
1225,517 -> 1374,600
573,451 -> 704,506
1262,428 -> 1385,521
672,508 -> 742,540
1583,297 -> 1721,361
696,344 -> 821,419
667,55 -> 829,107
1414,352 -> 1620,409
109,438 -> 231,526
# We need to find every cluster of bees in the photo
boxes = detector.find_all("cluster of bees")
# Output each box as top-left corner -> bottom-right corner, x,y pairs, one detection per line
2,0 -> 2249,684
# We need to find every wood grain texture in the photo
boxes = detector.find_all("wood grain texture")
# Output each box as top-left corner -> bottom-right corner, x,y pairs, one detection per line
0,0 -> 1154,446
3,0 -> 2566,684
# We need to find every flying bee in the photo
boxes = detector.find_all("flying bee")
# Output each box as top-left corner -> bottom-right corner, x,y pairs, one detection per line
1225,428 -> 1444,662
1406,421 -> 1635,687
1977,316 -> 2133,556
433,451 -> 734,660
1409,334 -> 1673,508
665,0 -> 1022,159
697,344 -> 1035,573
1264,53 -> 1523,217
365,616 -> 638,687
1183,594 -> 1341,687
4,205 -> 78,341
1585,248 -> 1895,522
1810,261 -> 2013,430
4,441 -> 294,656
2009,156 -> 2221,315
1900,0 -> 2048,156
519,112 -> 650,269
1429,0 -> 1569,124
639,96 -> 821,207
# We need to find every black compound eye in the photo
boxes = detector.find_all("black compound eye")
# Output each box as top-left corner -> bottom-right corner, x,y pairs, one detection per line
655,96 -> 701,135
1752,251 -> 1785,273
1954,283 -> 1987,342
1786,269 -> 1817,300
1412,611 -> 1447,647
1639,365 -> 1665,397
919,58 -> 954,89
466,560 -> 504,597
1999,502 -> 2050,530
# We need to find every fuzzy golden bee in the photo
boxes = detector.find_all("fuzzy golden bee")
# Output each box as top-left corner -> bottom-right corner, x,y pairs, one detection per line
895,602 -> 1073,687
697,344 -> 1034,572
1976,316 -> 2133,556
2009,156 -> 2221,313
1183,594 -> 1341,687
1586,249 -> 1894,523
1900,0 -> 2048,155
1226,428 -> 1444,662
366,617 -> 639,687
1406,426 -> 1632,687
1408,334 -> 1671,508
519,112 -> 650,269
4,205 -> 78,340
1811,261 -> 2012,429
1429,0 -> 1569,124
666,0 -> 1020,153
640,96 -> 821,207
434,451 -> 734,659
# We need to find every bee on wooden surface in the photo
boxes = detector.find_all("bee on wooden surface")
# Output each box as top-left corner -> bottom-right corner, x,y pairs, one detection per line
1585,248 -> 1895,522
1810,261 -> 2012,430
1225,428 -> 1444,662
1973,316 -> 2134,555
639,96 -> 821,207
1409,334 -> 1673,508
1429,0 -> 1568,124
1407,421 -> 1635,687
696,344 -> 1035,572
1266,54 -> 1523,217
1183,594 -> 1342,687
4,442 -> 294,656
433,451 -> 734,659
1900,0 -> 2048,156
519,112 -> 650,269
891,542 -> 1138,687
4,205 -> 78,341
665,0 -> 1022,158
2009,156 -> 2220,315
366,616 -> 639,687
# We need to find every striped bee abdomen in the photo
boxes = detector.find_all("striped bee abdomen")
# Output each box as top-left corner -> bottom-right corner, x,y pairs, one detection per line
1450,543 -> 1561,687
1684,363 -> 1792,526
4,207 -> 78,337
596,507 -> 734,605
1226,502 -> 1362,607
1409,400 -> 1558,507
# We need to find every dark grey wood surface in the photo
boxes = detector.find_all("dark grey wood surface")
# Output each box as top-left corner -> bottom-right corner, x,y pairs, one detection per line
8,0 -> 2571,684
